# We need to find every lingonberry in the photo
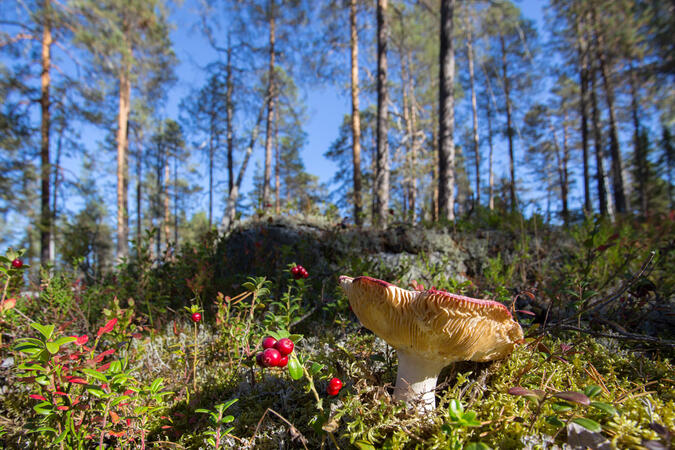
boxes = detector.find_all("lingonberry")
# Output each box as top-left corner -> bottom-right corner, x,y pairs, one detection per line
262,336 -> 278,349
327,377 -> 342,396
275,338 -> 294,356
191,312 -> 202,323
276,355 -> 289,367
11,259 -> 23,269
261,348 -> 281,367
291,266 -> 301,279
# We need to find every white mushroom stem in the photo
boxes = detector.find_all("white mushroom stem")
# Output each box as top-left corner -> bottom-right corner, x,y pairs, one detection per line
393,350 -> 447,411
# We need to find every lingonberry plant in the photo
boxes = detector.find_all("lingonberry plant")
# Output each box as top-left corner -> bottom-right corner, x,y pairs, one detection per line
195,399 -> 239,449
185,304 -> 203,392
14,318 -> 171,448
263,263 -> 308,330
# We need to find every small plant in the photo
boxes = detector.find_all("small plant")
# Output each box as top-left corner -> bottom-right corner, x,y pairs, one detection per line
195,398 -> 238,449
507,384 -> 617,434
441,399 -> 485,450
13,318 -> 171,447
184,304 -> 203,392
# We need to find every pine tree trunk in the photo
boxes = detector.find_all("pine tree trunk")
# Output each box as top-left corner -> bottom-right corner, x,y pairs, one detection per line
40,0 -> 52,266
173,155 -> 178,245
375,0 -> 389,228
116,69 -> 130,260
262,10 -> 276,210
226,38 -> 234,197
577,18 -> 592,214
629,65 -> 646,215
163,151 -> 170,249
400,37 -> 413,222
350,0 -> 363,226
136,131 -> 142,249
438,0 -> 456,221
221,102 -> 266,231
589,59 -> 608,216
593,11 -> 626,214
274,105 -> 280,214
466,21 -> 480,208
408,49 -> 418,223
562,112 -> 570,224
500,33 -> 516,211
207,134 -> 213,226
487,99 -> 494,211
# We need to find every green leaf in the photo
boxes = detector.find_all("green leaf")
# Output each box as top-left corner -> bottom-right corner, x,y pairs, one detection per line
551,402 -> 573,412
288,334 -> 303,343
354,439 -> 376,450
546,415 -> 565,427
222,415 -> 234,424
222,398 -> 238,410
30,323 -> 55,340
33,401 -> 53,415
590,402 -> 617,416
45,341 -> 61,355
53,429 -> 69,444
195,409 -> 211,414
52,336 -> 76,347
288,354 -> 303,380
584,385 -> 602,398
464,443 -> 491,450
150,378 -> 163,393
80,368 -> 107,383
207,438 -> 216,447
572,417 -> 602,432
310,362 -> 324,376
14,344 -> 44,355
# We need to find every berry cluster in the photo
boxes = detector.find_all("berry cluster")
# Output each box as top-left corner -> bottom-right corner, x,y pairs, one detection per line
290,265 -> 309,280
327,377 -> 342,396
256,336 -> 295,368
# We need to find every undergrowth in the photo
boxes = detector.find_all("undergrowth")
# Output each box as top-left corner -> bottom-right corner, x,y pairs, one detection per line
0,213 -> 672,448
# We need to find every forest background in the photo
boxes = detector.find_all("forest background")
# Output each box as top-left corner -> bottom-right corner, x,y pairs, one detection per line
0,0 -> 673,275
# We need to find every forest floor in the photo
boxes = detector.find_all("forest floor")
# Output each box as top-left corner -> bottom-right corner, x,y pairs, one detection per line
0,212 -> 673,449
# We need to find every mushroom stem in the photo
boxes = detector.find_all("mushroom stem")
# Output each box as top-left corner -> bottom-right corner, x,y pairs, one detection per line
393,350 -> 446,411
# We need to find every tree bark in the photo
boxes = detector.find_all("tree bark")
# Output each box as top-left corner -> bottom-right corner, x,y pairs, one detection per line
438,0 -> 456,221
499,33 -> 516,211
135,130 -> 142,249
262,8 -> 276,210
274,103 -> 280,214
593,11 -> 626,214
629,64 -> 646,215
220,102 -> 266,231
226,38 -> 234,198
576,17 -> 592,214
589,58 -> 608,216
487,98 -> 495,211
350,0 -> 363,227
163,145 -> 170,249
375,0 -> 390,228
116,69 -> 130,260
40,0 -> 52,266
466,17 -> 480,208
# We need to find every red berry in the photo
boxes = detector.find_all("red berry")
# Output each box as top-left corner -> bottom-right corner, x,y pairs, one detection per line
291,266 -> 299,275
191,312 -> 202,323
328,377 -> 342,391
276,355 -> 288,367
11,259 -> 22,269
262,336 -> 278,349
256,352 -> 265,367
261,348 -> 281,367
275,338 -> 294,356
292,266 -> 303,279
327,386 -> 339,396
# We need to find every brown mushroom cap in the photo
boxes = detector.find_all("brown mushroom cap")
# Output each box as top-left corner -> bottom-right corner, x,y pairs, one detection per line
340,275 -> 523,364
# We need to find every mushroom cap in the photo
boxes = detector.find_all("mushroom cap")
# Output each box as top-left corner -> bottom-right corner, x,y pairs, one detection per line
339,275 -> 523,364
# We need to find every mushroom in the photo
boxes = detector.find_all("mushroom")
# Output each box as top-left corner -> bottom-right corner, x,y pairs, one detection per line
339,275 -> 523,411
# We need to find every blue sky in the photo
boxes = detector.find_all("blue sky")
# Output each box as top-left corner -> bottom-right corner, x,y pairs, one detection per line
159,0 -> 548,220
